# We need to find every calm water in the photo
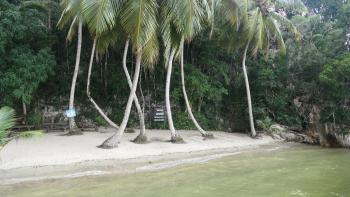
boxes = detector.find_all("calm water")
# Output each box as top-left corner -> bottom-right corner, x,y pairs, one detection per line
1,146 -> 350,197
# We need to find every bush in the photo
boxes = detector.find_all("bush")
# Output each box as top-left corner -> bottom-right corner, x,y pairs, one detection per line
94,116 -> 108,127
256,117 -> 273,132
28,112 -> 42,127
173,112 -> 196,130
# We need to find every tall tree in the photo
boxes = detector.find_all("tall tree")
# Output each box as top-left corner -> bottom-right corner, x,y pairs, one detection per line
160,0 -> 213,142
99,0 -> 159,148
122,39 -> 148,143
224,0 -> 302,137
81,0 -> 150,145
21,0 -> 58,30
58,0 -> 84,135
81,0 -> 122,131
178,0 -> 213,138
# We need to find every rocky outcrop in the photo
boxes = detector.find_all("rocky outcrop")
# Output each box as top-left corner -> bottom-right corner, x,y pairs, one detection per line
269,124 -> 319,145
269,123 -> 350,148
320,123 -> 350,148
293,97 -> 350,148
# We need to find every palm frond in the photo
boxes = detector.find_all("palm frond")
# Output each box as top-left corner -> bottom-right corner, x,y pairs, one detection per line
270,12 -> 300,39
265,16 -> 286,54
0,107 -> 15,141
57,0 -> 82,29
81,0 -> 123,36
66,16 -> 78,42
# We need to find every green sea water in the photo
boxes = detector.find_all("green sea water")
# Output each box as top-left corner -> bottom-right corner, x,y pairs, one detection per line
1,146 -> 350,197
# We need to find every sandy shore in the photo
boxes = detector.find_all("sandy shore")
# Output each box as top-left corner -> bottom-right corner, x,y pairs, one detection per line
0,128 -> 283,184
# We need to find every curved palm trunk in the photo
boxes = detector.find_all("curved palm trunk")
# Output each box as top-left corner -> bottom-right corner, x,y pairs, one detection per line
87,39 -> 120,130
100,49 -> 143,148
180,39 -> 213,138
122,39 -> 147,143
68,21 -> 82,134
242,42 -> 257,137
166,49 -> 184,143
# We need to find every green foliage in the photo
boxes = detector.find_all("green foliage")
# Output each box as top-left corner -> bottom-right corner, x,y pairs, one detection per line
0,0 -> 56,106
0,106 -> 15,144
28,112 -> 42,127
16,130 -> 44,138
319,53 -> 350,123
0,106 -> 43,149
256,116 -> 273,132
173,112 -> 196,130
93,116 -> 109,127
1,0 -> 349,136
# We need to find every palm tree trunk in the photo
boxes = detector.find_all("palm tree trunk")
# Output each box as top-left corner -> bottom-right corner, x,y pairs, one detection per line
242,42 -> 257,137
122,39 -> 147,144
87,39 -> 120,130
68,20 -> 82,134
99,48 -> 143,148
166,49 -> 184,143
48,8 -> 51,30
22,100 -> 27,124
180,39 -> 213,138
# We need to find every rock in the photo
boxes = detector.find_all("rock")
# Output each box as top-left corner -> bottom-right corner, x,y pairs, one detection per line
270,124 -> 288,133
76,116 -> 97,128
269,124 -> 318,145
335,134 -> 350,148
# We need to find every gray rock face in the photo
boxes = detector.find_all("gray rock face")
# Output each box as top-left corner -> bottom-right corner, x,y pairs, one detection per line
269,124 -> 318,145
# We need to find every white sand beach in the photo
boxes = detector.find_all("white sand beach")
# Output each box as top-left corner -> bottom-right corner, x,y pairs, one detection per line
0,128 -> 283,184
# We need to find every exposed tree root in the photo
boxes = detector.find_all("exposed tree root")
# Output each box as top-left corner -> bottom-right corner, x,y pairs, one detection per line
202,132 -> 214,139
98,134 -> 119,149
132,134 -> 149,144
170,134 -> 185,144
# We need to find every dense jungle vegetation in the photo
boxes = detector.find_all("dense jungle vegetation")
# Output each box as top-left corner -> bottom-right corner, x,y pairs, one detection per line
0,0 -> 349,141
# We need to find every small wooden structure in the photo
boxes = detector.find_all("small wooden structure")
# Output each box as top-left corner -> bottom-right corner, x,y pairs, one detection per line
12,117 -> 35,132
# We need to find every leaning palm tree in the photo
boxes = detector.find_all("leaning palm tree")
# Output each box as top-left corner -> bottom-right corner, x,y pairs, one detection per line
177,0 -> 214,139
58,0 -> 84,135
81,0 -> 152,145
121,38 -> 148,143
160,0 -> 213,142
81,0 -> 122,130
159,7 -> 182,142
99,0 -> 159,148
78,0 -> 144,139
223,0 -> 302,137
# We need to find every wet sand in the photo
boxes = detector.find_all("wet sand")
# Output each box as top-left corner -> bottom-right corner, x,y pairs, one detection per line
0,128 -> 283,185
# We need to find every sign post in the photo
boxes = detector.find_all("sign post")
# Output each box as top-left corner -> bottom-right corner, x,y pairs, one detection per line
65,108 -> 76,118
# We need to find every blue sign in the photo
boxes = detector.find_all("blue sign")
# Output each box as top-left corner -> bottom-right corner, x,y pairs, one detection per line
65,109 -> 76,118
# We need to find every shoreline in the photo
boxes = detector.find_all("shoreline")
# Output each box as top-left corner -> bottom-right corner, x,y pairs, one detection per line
0,129 -> 288,185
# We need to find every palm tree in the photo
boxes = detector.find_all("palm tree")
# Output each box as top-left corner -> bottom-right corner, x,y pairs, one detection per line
81,0 -> 122,131
58,0 -> 84,135
161,0 -> 213,141
0,107 -> 43,152
224,0 -> 302,137
122,39 -> 147,143
81,0 -> 151,145
99,0 -> 159,148
86,38 -> 120,130
160,0 -> 184,143
177,1 -> 214,138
